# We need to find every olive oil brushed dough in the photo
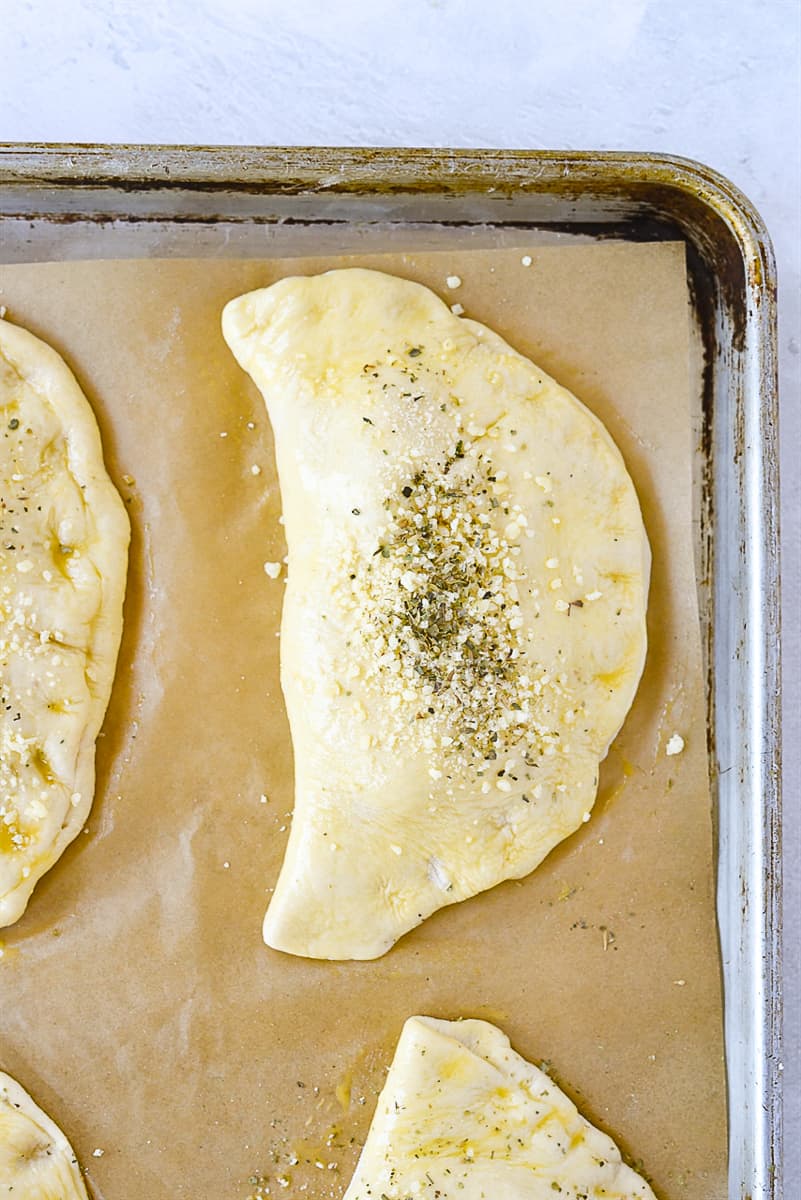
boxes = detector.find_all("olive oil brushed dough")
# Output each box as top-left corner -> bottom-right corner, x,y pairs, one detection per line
223,269 -> 649,960
0,1071 -> 89,1199
0,318 -> 129,927
344,1017 -> 656,1200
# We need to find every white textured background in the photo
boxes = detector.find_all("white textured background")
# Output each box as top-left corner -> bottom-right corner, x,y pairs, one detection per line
3,0 -> 799,1194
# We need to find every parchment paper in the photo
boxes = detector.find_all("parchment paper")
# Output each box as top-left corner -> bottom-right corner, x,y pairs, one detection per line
0,245 -> 726,1200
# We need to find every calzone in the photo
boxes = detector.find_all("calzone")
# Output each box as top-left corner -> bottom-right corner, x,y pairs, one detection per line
223,269 -> 649,960
343,1016 -> 657,1200
0,318 -> 129,927
0,1071 -> 88,1198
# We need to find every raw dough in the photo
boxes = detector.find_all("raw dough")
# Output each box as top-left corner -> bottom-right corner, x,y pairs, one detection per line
343,1016 -> 656,1200
223,269 -> 649,959
0,318 -> 129,927
0,1070 -> 88,1198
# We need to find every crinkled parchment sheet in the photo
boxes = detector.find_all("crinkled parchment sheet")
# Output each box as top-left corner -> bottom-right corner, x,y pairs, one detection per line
0,245 -> 725,1200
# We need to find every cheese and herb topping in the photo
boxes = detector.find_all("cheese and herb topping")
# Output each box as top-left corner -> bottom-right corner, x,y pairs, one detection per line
665,733 -> 685,756
222,268 -> 649,960
343,1016 -> 657,1200
0,317 -> 129,928
349,447 -> 555,769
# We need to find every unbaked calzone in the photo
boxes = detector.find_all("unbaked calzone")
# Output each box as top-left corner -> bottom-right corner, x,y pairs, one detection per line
343,1016 -> 656,1200
0,1070 -> 88,1198
0,318 -> 129,927
223,269 -> 649,960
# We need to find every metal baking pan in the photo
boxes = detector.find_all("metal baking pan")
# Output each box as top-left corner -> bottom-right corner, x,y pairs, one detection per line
0,145 -> 782,1199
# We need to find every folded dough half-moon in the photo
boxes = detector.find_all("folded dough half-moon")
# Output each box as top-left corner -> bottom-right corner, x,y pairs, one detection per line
223,269 -> 649,960
0,318 -> 129,927
0,1070 -> 89,1198
343,1016 -> 656,1200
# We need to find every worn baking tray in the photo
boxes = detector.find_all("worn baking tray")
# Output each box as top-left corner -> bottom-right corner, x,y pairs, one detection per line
0,146 -> 782,1199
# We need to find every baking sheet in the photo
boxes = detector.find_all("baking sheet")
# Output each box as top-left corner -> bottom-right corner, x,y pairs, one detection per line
0,244 -> 726,1200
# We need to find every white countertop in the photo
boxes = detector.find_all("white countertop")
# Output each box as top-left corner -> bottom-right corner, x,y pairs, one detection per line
3,0 -> 799,1192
